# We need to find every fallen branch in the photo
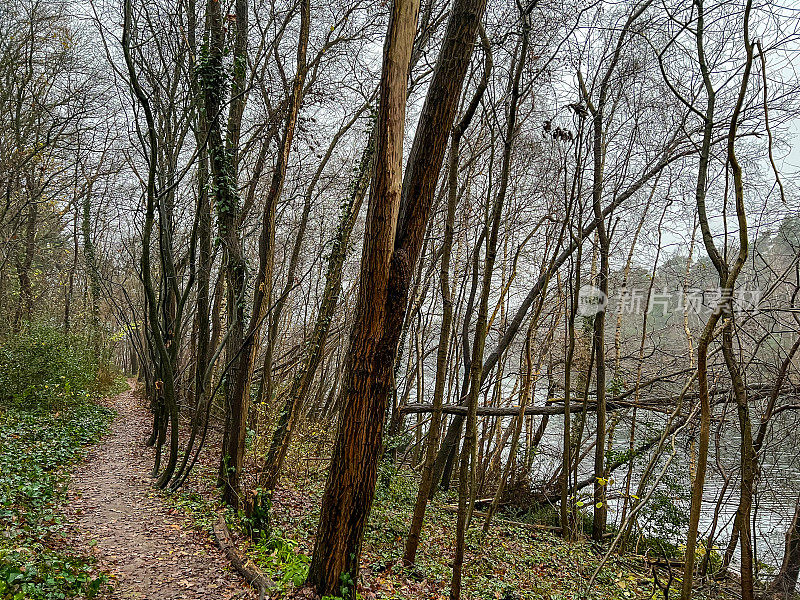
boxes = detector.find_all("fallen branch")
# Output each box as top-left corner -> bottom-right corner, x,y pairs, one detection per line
402,403 -> 591,416
402,382 -> 794,418
213,515 -> 273,600
400,394 -> 686,417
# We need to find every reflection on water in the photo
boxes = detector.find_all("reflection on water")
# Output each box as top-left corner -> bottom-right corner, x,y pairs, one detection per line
522,399 -> 800,570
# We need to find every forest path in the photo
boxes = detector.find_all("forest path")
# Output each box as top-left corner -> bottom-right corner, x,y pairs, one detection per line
65,381 -> 255,600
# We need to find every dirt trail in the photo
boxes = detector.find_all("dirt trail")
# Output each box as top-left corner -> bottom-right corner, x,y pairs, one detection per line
66,382 -> 255,600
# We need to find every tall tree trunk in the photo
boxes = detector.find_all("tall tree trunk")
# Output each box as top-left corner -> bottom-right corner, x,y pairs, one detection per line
577,0 -> 654,540
589,132 -> 609,542
170,123 -> 213,488
680,4 -> 716,591
122,0 -> 181,490
306,1 -> 420,592
14,200 -> 37,329
220,0 -> 310,507
82,181 -> 102,354
682,1 -> 753,595
403,24 -> 491,566
721,19 -> 755,595
307,0 -> 487,590
452,14 -> 527,596
262,108 -> 373,493
199,0 -> 250,506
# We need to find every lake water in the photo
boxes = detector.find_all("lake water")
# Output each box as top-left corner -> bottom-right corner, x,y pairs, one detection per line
521,399 -> 800,570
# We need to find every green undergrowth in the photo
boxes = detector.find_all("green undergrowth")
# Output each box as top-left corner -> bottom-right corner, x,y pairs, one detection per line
0,326 -> 118,600
166,488 -> 220,533
253,533 -> 311,589
162,421 -> 716,599
244,455 -> 714,600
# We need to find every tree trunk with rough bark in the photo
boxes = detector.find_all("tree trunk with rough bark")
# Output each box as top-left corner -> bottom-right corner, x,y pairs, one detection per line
307,0 -> 487,591
305,1 -> 419,593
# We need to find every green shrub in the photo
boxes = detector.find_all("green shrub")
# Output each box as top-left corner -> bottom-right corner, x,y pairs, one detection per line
0,326 -> 115,599
0,325 -> 106,410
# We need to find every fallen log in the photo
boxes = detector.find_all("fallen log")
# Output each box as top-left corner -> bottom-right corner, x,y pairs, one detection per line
646,557 -> 685,569
213,514 -> 273,600
401,403 -> 592,416
400,396 -> 681,417
402,383 -> 797,418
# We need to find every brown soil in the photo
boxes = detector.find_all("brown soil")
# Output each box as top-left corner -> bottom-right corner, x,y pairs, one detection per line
65,381 -> 256,600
